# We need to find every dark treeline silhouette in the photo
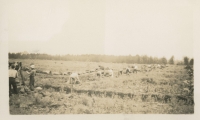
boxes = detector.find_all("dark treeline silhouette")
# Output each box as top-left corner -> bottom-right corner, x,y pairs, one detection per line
8,52 -> 193,65
183,56 -> 194,66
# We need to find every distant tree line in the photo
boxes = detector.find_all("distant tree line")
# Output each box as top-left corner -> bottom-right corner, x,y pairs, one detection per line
8,52 -> 193,65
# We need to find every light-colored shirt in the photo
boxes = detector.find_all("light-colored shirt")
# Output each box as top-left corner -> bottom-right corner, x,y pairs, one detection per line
70,73 -> 78,78
9,69 -> 18,78
134,66 -> 138,69
69,73 -> 80,81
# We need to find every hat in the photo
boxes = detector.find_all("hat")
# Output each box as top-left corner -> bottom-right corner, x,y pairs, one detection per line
30,65 -> 35,68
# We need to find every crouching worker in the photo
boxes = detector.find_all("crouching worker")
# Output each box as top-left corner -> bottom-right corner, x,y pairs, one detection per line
68,73 -> 81,84
26,65 -> 36,91
9,64 -> 18,96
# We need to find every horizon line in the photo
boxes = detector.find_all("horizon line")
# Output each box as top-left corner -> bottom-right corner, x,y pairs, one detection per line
8,51 -> 193,61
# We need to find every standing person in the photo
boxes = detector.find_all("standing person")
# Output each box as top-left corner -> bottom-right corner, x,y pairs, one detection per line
14,62 -> 25,85
26,65 -> 36,91
9,64 -> 18,96
17,62 -> 25,85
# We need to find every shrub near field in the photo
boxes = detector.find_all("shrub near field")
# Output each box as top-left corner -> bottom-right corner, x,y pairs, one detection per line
9,59 -> 194,114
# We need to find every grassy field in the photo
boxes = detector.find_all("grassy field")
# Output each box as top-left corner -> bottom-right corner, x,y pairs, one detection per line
9,59 -> 194,114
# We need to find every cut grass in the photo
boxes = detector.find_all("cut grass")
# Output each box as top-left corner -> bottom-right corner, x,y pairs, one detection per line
9,59 -> 194,114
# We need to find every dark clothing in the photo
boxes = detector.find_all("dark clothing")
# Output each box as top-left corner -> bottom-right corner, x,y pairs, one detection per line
29,70 -> 36,91
9,69 -> 18,96
19,69 -> 25,85
126,69 -> 130,74
30,70 -> 36,77
99,66 -> 104,70
119,71 -> 122,75
29,76 -> 35,91
133,69 -> 137,73
9,77 -> 18,96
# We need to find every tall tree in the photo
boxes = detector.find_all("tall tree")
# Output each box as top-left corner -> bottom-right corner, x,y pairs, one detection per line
149,56 -> 153,64
161,57 -> 167,64
189,58 -> 194,65
153,57 -> 158,64
183,56 -> 189,65
168,56 -> 174,64
135,55 -> 140,64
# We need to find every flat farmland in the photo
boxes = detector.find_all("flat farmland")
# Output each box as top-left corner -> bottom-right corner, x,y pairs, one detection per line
9,59 -> 194,114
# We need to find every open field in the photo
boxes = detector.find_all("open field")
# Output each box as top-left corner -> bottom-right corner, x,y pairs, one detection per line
9,59 -> 194,114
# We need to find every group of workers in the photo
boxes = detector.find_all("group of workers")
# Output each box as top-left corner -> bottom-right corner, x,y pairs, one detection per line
9,62 -> 36,96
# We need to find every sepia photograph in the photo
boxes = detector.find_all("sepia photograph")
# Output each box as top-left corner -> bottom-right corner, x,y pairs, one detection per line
1,0 -> 200,118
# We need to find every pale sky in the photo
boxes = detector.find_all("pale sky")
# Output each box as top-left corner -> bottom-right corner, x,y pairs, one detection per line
2,0 -> 194,60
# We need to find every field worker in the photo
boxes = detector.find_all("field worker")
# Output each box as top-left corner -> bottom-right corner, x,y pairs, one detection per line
9,64 -> 18,96
99,65 -> 104,70
69,73 -> 80,84
104,69 -> 114,78
96,69 -> 102,78
26,65 -> 36,91
126,67 -> 130,74
134,65 -> 138,74
15,62 -> 25,86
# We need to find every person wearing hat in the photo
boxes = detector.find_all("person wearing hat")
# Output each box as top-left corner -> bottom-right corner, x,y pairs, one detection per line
26,65 -> 36,91
9,64 -> 18,96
